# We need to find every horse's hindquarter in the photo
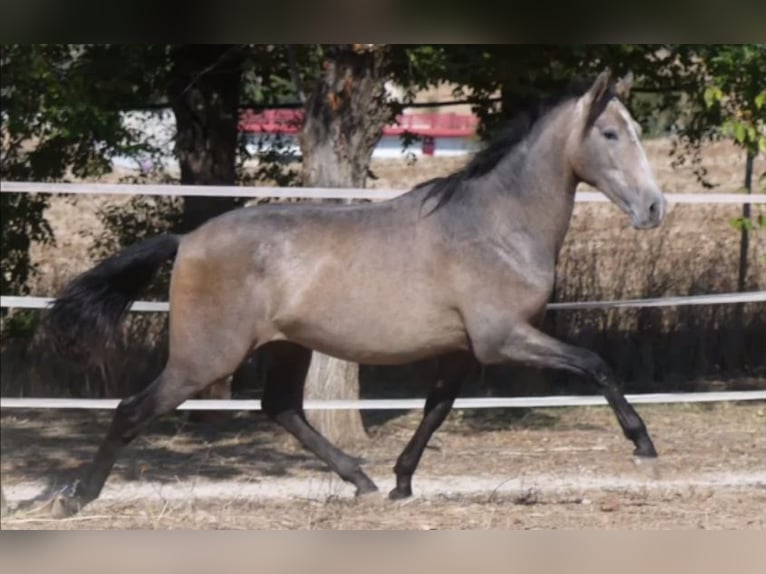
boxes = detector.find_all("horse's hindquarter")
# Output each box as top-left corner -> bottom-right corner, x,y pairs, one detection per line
204,202 -> 471,364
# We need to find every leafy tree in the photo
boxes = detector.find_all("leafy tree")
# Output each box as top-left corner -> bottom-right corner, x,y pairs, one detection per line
698,45 -> 766,276
1,44 -> 166,338
387,45 -> 759,174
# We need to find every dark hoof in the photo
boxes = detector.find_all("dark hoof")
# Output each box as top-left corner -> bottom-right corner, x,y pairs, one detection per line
388,485 -> 413,501
353,475 -> 379,498
633,443 -> 658,458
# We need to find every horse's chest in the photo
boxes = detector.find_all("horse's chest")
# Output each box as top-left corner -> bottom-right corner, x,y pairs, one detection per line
482,243 -> 556,293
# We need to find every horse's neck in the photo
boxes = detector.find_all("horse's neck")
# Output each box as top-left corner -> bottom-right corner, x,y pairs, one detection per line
490,121 -> 578,259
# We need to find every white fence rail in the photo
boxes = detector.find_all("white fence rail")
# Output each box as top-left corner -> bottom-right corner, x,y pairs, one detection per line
3,291 -> 766,314
1,180 -> 764,411
2,180 -> 765,313
2,391 -> 765,411
2,180 -> 766,204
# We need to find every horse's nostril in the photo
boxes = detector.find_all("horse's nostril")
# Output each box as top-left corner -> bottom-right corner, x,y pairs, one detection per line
649,201 -> 657,214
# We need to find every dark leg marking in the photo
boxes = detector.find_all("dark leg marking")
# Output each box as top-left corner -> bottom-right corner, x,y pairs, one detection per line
260,342 -> 378,496
52,367 -> 209,517
389,353 -> 475,500
494,325 -> 657,457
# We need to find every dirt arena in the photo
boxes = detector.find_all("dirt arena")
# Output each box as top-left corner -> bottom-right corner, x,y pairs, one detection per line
2,401 -> 764,529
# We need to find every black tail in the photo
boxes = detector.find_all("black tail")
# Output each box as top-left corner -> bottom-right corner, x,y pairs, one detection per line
44,233 -> 181,364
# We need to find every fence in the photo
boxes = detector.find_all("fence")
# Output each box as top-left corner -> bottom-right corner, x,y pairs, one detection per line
2,180 -> 765,411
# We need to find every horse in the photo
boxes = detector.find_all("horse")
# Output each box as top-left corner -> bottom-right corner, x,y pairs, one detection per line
43,68 -> 666,517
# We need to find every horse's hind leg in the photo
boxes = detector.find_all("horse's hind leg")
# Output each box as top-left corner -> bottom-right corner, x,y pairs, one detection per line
51,365 -> 228,518
260,342 -> 378,496
389,352 -> 475,500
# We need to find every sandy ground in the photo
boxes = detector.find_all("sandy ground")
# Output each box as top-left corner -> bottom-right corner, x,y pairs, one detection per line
2,401 -> 764,529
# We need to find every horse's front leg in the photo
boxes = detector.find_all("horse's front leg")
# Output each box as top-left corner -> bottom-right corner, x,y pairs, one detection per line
476,323 -> 657,458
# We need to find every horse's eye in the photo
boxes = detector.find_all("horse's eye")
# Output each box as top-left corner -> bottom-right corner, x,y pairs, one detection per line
602,128 -> 619,141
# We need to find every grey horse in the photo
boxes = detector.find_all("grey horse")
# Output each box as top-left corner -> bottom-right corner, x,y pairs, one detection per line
44,68 -> 665,517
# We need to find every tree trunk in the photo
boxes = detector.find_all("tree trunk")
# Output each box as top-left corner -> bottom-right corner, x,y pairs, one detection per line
167,44 -> 244,422
730,150 -> 755,371
299,45 -> 392,446
167,44 -> 244,230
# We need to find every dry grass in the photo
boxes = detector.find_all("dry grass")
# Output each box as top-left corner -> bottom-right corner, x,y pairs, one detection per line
3,488 -> 764,529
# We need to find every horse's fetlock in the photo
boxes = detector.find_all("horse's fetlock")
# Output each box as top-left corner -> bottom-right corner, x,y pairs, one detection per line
394,456 -> 415,477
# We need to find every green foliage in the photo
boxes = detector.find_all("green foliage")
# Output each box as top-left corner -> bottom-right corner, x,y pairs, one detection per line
0,192 -> 52,338
0,193 -> 52,296
1,44 -> 169,331
388,45 -> 763,185
1,45 -> 168,181
241,141 -> 302,188
701,45 -> 766,155
698,46 -> 766,245
236,45 -> 320,188
388,45 -> 678,138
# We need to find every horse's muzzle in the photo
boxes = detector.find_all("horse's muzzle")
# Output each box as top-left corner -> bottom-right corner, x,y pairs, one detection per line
631,192 -> 666,230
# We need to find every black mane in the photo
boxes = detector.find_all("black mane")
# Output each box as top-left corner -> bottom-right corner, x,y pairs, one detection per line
419,78 -> 613,214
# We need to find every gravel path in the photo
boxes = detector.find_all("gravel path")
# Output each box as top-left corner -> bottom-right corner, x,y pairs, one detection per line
4,467 -> 764,506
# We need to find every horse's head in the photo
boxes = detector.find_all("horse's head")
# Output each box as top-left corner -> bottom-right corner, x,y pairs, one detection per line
569,68 -> 666,229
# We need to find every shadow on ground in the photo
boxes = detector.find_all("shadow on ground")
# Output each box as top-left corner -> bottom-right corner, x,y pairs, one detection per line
0,409 -> 333,508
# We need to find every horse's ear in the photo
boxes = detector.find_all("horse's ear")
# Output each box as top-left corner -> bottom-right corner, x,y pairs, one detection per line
582,68 -> 613,131
615,71 -> 634,99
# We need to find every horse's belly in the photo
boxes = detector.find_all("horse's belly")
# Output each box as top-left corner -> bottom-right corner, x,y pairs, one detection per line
274,305 -> 469,365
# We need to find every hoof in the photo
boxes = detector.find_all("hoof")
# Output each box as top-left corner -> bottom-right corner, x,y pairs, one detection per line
354,480 -> 380,498
352,468 -> 379,498
388,486 -> 413,501
633,442 -> 658,458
